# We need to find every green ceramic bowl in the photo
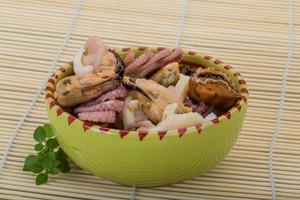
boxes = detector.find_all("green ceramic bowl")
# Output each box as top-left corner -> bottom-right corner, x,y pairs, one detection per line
45,47 -> 248,187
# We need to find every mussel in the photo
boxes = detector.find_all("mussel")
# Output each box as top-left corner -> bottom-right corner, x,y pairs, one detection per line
54,70 -> 119,107
188,67 -> 239,111
150,62 -> 180,87
122,76 -> 191,124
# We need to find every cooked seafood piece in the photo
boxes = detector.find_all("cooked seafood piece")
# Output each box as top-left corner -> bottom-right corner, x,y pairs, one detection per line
204,112 -> 217,122
125,48 -> 183,78
73,36 -> 108,75
188,67 -> 239,111
125,50 -> 153,76
122,77 -> 191,124
74,99 -> 124,113
170,73 -> 190,103
150,62 -> 180,87
125,120 -> 155,131
73,36 -> 125,75
122,95 -> 148,129
149,112 -> 204,131
162,103 -> 177,120
78,111 -> 116,123
135,48 -> 171,78
98,51 -> 117,69
123,51 -> 135,65
54,70 -> 119,107
80,86 -> 126,107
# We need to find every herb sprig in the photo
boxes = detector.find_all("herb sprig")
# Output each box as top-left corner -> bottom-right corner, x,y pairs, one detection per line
23,124 -> 70,185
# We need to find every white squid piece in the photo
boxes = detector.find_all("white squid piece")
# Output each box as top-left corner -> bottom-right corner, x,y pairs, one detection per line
73,36 -> 108,75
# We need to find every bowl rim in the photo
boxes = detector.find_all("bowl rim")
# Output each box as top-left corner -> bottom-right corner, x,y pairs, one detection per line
45,47 -> 249,139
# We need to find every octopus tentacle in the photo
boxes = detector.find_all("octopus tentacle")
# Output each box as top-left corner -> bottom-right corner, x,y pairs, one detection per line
80,86 -> 127,107
74,100 -> 124,113
161,48 -> 183,64
125,50 -> 153,75
78,111 -> 116,123
136,48 -> 172,78
123,51 -> 135,65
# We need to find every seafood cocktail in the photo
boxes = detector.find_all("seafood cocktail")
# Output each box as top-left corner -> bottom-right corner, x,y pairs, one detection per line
45,36 -> 248,187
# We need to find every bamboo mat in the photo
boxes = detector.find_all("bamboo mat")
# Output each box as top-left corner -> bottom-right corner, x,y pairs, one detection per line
0,0 -> 299,199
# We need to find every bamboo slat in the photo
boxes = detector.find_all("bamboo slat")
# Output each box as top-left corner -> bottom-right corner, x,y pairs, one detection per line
0,0 -> 299,199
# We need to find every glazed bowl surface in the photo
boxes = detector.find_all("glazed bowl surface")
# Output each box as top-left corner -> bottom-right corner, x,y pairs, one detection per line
45,47 -> 249,187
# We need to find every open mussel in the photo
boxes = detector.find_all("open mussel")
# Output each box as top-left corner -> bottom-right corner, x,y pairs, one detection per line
188,67 -> 239,111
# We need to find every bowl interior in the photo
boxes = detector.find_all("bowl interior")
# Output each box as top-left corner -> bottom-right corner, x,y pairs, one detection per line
44,47 -> 249,137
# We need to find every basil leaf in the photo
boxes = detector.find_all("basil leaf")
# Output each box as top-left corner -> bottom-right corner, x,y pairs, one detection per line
46,151 -> 56,161
55,148 -> 65,160
43,124 -> 54,138
32,164 -> 43,173
34,143 -> 44,151
58,159 -> 71,173
33,126 -> 46,143
48,167 -> 60,175
35,173 -> 48,185
23,155 -> 38,171
46,138 -> 59,150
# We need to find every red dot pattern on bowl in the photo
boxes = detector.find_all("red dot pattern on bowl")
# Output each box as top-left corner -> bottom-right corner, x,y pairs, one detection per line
158,131 -> 167,140
46,94 -> 53,99
224,112 -> 231,119
234,72 -> 241,77
224,65 -> 233,70
48,78 -> 55,85
204,55 -> 212,60
46,86 -> 54,93
178,128 -> 187,138
67,115 -> 76,125
241,96 -> 247,103
56,108 -> 64,116
195,124 -> 202,134
83,122 -> 93,132
239,79 -> 246,84
138,46 -> 147,51
45,48 -> 248,141
119,130 -> 129,138
58,67 -> 66,73
49,101 -> 56,109
240,88 -> 249,94
188,51 -> 197,55
99,127 -> 110,132
235,104 -> 242,111
211,118 -> 219,124
139,131 -> 148,141
122,47 -> 131,51
214,60 -> 223,64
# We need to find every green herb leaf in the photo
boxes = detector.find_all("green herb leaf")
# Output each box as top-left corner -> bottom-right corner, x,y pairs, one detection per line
33,126 -> 46,143
49,160 -> 60,169
43,124 -> 54,138
58,159 -> 71,173
55,148 -> 65,160
34,143 -> 44,151
23,155 -> 38,171
35,173 -> 48,185
24,124 -> 71,185
46,138 -> 59,150
46,151 -> 57,161
32,164 -> 44,173
48,167 -> 60,175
